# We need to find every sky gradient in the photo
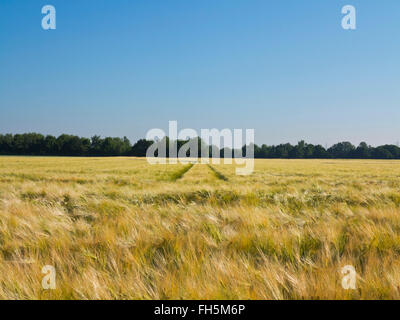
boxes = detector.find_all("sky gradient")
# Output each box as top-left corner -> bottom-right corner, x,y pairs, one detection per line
0,0 -> 399,146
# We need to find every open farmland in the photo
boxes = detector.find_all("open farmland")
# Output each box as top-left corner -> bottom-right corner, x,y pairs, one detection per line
0,157 -> 400,299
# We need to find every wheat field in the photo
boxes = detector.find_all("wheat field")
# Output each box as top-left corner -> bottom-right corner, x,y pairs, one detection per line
0,156 -> 400,299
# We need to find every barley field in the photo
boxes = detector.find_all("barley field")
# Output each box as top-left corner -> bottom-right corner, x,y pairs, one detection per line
1,157 -> 400,299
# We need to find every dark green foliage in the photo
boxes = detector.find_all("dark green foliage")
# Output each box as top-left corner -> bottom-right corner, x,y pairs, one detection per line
129,139 -> 153,157
0,133 -> 131,157
0,133 -> 399,159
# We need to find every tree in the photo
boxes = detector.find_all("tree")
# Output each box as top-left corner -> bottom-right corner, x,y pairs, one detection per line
90,135 -> 103,155
372,146 -> 393,159
44,135 -> 58,155
0,134 -> 13,154
312,145 -> 330,158
131,139 -> 153,157
0,132 -> 399,159
354,142 -> 371,159
328,142 -> 356,158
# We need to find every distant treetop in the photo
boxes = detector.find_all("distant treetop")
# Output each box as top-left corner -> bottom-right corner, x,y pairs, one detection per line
0,133 -> 399,159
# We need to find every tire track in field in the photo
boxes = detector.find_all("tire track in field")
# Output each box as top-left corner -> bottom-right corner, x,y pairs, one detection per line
207,164 -> 229,181
169,163 -> 194,181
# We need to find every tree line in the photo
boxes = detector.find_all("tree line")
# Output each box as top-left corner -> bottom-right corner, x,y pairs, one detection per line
0,133 -> 399,159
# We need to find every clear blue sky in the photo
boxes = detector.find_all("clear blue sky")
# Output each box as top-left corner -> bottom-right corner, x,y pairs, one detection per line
0,0 -> 399,146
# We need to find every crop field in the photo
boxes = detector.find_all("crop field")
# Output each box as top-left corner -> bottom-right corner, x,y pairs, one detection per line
0,157 -> 400,299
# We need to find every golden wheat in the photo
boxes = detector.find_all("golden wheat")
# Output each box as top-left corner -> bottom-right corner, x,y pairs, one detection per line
0,157 -> 400,299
